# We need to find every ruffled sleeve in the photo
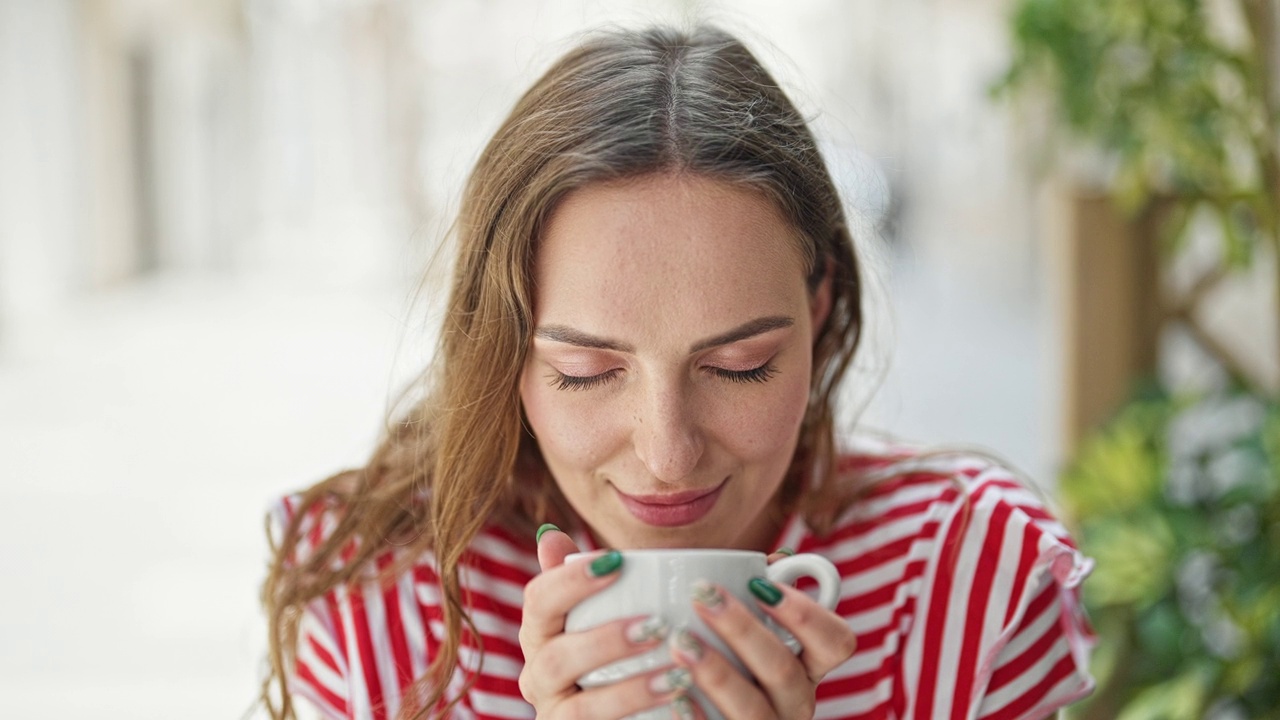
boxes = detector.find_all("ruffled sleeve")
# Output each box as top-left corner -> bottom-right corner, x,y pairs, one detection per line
902,468 -> 1096,720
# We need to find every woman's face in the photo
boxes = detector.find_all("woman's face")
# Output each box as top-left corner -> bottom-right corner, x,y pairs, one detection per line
519,173 -> 829,551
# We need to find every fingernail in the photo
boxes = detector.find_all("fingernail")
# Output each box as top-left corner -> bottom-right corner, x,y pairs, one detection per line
690,580 -> 725,613
588,550 -> 623,577
748,576 -> 783,606
670,628 -> 704,662
776,546 -> 795,556
626,615 -> 670,643
649,667 -> 693,694
672,694 -> 696,719
535,523 -> 559,543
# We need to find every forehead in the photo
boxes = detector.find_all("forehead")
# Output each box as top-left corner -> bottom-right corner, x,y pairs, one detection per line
531,173 -> 811,340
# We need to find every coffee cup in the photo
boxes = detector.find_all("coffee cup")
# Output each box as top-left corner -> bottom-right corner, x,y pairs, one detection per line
564,549 -> 840,720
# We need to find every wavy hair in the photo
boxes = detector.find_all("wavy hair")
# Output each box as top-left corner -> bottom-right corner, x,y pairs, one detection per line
261,24 -> 864,719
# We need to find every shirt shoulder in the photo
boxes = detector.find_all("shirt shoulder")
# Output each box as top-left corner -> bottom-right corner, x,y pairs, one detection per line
790,438 -> 1095,719
267,490 -> 540,720
269,489 -> 355,571
807,437 -> 1076,553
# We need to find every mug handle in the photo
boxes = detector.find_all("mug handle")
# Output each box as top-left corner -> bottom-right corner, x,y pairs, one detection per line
765,552 -> 840,610
763,553 -> 841,653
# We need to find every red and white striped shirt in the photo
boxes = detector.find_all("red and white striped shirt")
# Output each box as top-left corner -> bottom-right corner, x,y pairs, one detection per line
271,441 -> 1095,719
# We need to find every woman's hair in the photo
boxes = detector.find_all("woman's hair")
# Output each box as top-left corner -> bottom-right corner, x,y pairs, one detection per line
261,24 -> 863,719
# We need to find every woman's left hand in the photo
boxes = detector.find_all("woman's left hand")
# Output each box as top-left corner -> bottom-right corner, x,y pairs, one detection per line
668,553 -> 857,719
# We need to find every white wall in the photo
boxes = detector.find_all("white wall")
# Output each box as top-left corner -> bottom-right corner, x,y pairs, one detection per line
0,0 -> 85,328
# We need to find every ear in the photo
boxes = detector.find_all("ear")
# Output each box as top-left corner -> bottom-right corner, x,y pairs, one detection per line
809,257 -> 834,342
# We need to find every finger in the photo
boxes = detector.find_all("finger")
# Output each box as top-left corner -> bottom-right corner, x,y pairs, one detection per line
520,614 -> 670,701
519,549 -> 624,646
671,694 -> 702,720
549,663 -> 694,720
762,545 -> 793,563
667,628 -> 778,720
536,523 -> 582,571
765,547 -> 794,565
751,580 -> 858,681
688,582 -> 813,716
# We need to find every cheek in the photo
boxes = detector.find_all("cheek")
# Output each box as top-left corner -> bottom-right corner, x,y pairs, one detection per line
520,371 -> 622,471
714,369 -> 812,459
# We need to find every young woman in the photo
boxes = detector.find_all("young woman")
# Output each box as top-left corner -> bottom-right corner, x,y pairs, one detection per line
262,25 -> 1094,720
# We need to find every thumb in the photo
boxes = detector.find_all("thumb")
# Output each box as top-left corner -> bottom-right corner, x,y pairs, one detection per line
534,523 -> 581,572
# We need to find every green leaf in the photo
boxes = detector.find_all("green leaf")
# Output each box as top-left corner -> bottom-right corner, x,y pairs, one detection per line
1062,403 -> 1167,520
1221,201 -> 1257,269
1115,668 -> 1212,720
1083,511 -> 1176,608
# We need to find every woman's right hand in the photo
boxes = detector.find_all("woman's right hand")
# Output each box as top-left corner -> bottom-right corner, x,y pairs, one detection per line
518,527 -> 692,718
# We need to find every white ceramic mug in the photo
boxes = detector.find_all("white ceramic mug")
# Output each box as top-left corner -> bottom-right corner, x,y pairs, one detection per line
564,549 -> 840,720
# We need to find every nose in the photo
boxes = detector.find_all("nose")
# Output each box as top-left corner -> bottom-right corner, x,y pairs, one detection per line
632,382 -> 705,484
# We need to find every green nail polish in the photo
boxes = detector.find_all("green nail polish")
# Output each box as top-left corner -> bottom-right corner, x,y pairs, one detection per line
535,523 -> 560,544
672,695 -> 696,720
748,576 -> 783,606
589,550 -> 623,577
776,547 -> 795,556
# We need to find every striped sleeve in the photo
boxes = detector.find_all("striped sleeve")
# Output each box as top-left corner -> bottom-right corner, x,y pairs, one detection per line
903,470 -> 1095,720
271,495 -> 353,720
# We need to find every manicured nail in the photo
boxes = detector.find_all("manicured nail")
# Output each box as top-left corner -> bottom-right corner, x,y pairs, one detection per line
626,615 -> 670,643
588,550 -> 623,577
748,576 -> 783,606
670,628 -> 704,662
775,546 -> 795,557
672,694 -> 696,720
690,580 -> 725,612
535,523 -> 560,544
650,667 -> 693,694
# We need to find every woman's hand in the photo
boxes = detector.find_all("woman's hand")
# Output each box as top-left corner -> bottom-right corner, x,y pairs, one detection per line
518,527 -> 691,719
666,551 -> 858,720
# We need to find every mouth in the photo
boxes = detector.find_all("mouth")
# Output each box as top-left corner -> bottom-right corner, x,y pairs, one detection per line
614,478 -> 727,527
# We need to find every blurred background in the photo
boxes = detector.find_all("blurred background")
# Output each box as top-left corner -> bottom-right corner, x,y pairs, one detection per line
1,0 -> 1276,718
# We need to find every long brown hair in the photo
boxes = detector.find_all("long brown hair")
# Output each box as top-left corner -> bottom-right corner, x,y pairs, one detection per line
261,24 -> 864,719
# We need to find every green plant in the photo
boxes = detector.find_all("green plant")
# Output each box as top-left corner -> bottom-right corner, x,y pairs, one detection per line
1062,388 -> 1280,718
996,0 -> 1280,716
996,0 -> 1280,391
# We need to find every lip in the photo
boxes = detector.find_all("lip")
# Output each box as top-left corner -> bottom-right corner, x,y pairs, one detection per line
615,478 -> 727,527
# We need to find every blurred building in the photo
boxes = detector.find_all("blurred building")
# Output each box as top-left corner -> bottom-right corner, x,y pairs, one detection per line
1,0 -> 1037,321
1,0 -> 1060,462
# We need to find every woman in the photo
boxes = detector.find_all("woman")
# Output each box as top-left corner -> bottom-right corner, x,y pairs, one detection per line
262,25 -> 1094,720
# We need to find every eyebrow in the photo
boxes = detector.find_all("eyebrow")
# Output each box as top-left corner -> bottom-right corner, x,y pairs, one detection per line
534,315 -> 795,354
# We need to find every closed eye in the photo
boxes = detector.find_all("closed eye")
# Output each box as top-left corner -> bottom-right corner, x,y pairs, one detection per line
550,364 -> 776,390
710,363 -> 776,384
550,369 -> 621,391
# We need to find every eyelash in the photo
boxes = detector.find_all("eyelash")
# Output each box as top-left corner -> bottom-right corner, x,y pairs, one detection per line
550,363 -> 777,391
714,364 -> 777,384
552,369 -> 620,391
